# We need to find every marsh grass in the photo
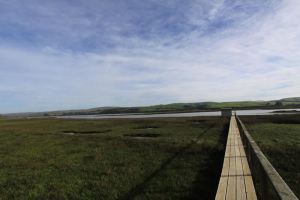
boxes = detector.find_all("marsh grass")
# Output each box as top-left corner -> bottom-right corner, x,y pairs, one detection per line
0,116 -> 229,199
240,115 -> 300,198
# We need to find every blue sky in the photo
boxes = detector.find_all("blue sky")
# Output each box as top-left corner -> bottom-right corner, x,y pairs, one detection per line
1,0 -> 300,113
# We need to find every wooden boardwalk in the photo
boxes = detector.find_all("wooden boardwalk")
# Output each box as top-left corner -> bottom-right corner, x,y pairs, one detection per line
215,116 -> 257,200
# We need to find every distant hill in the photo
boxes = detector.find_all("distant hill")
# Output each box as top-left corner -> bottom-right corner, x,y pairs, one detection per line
3,106 -> 116,117
280,97 -> 300,102
2,97 -> 300,117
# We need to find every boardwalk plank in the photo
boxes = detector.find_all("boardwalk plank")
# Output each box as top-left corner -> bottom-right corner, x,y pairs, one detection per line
215,177 -> 229,200
238,137 -> 257,200
235,126 -> 247,199
215,120 -> 232,200
226,125 -> 236,200
215,116 -> 257,200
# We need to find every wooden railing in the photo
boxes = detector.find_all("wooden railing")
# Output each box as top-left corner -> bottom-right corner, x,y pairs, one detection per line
235,115 -> 298,200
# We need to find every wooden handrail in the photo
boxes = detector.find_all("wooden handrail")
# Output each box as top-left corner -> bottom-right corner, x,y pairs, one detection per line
235,115 -> 298,200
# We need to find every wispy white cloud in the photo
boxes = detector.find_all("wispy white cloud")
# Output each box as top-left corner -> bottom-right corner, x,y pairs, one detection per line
0,0 -> 300,113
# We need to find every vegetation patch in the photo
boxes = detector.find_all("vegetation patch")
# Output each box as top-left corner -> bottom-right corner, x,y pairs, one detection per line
240,114 -> 300,125
240,114 -> 300,198
0,116 -> 229,199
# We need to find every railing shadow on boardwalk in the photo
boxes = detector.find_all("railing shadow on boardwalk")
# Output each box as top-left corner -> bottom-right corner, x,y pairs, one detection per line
117,118 -> 230,200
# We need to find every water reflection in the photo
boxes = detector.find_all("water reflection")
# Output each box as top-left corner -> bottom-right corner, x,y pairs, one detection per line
64,132 -> 75,135
56,108 -> 300,119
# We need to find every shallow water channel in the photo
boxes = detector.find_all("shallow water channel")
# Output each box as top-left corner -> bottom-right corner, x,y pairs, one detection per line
56,108 -> 300,119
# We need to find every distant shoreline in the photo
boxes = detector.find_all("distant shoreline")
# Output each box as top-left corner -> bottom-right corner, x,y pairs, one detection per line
272,110 -> 300,113
3,97 -> 300,118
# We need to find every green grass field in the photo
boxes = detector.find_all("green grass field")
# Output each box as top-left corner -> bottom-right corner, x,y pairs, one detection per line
0,116 -> 229,199
239,115 -> 300,198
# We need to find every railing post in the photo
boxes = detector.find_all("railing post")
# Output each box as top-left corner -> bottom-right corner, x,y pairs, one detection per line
243,131 -> 246,148
259,161 -> 270,200
245,138 -> 250,163
250,147 -> 257,187
241,126 -> 245,144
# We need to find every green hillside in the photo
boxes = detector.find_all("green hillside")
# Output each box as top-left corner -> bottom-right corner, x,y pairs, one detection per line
206,101 -> 300,108
4,97 -> 300,117
280,97 -> 300,102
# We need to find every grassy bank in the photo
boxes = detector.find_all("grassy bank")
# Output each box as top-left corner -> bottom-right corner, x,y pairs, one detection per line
239,115 -> 300,198
0,116 -> 229,199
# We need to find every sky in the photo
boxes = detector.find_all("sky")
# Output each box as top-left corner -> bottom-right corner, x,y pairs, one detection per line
1,0 -> 300,113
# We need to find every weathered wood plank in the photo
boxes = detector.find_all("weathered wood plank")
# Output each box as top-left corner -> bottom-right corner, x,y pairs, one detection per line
216,148 -> 230,200
215,177 -> 229,200
236,135 -> 247,200
226,125 -> 236,200
237,138 -> 257,200
216,116 -> 258,200
215,117 -> 233,200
